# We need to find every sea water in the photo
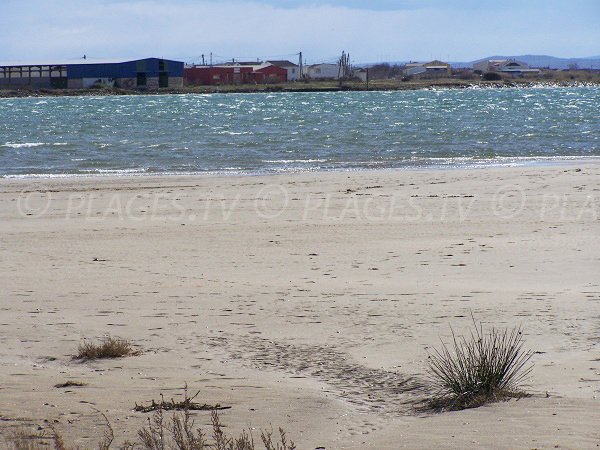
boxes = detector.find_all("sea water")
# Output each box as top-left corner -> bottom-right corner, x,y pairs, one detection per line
0,87 -> 598,177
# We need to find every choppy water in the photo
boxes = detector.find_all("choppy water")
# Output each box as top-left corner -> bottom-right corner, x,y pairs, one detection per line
0,87 -> 598,177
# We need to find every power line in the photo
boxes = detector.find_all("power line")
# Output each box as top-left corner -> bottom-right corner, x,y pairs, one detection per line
199,53 -> 299,61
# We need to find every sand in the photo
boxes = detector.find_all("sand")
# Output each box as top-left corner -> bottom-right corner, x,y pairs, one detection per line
0,163 -> 599,449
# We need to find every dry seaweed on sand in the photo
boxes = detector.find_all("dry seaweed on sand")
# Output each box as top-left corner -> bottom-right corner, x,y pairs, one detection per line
134,389 -> 231,413
54,380 -> 87,388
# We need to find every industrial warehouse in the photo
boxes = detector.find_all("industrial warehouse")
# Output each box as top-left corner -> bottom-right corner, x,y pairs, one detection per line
0,57 -> 184,89
184,61 -> 289,85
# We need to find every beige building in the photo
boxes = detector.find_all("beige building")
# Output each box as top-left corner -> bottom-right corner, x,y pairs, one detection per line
473,59 -> 540,75
403,60 -> 452,77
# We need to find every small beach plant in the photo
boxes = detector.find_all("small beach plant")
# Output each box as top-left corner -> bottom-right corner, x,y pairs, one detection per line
427,318 -> 533,411
75,336 -> 138,360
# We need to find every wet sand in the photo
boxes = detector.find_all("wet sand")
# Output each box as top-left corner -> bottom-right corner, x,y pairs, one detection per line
1,164 -> 599,448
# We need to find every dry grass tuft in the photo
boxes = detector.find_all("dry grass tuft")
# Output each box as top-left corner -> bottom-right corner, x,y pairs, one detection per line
4,428 -> 48,450
5,414 -> 112,450
139,406 -> 296,450
4,427 -> 69,450
137,385 -> 295,450
95,410 -> 114,450
426,317 -> 533,411
75,336 -> 139,360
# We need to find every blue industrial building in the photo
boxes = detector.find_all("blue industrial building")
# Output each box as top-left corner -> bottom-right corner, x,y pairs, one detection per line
0,57 -> 184,89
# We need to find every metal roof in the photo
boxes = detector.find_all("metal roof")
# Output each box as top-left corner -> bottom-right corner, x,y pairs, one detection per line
499,68 -> 540,72
188,63 -> 278,71
0,57 -> 182,68
306,63 -> 338,68
266,60 -> 298,67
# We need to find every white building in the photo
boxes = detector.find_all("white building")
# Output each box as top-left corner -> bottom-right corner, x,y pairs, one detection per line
266,60 -> 300,81
473,59 -> 540,75
305,63 -> 340,80
403,60 -> 452,77
354,68 -> 368,82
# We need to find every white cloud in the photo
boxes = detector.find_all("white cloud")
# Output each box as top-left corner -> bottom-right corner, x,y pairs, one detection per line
0,0 -> 598,63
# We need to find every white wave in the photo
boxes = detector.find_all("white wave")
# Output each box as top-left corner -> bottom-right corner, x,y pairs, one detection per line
2,142 -> 45,148
80,168 -> 148,174
263,159 -> 328,163
4,155 -> 600,181
216,131 -> 253,135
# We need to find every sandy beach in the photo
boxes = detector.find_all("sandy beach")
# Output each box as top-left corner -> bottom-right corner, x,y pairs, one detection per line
1,163 -> 599,449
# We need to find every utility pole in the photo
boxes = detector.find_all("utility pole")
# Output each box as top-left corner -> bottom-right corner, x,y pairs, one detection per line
201,54 -> 205,65
298,51 -> 303,79
345,52 -> 351,77
210,52 -> 213,66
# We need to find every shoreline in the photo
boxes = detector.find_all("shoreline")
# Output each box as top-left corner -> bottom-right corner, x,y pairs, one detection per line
1,78 -> 599,98
2,156 -> 599,181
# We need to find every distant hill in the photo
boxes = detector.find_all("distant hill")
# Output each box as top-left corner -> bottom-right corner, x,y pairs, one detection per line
458,55 -> 600,70
360,54 -> 600,70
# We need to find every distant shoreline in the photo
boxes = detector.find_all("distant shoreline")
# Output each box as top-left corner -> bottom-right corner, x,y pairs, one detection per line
1,78 -> 599,98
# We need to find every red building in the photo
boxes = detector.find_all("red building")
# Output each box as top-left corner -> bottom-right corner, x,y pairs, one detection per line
184,63 -> 287,86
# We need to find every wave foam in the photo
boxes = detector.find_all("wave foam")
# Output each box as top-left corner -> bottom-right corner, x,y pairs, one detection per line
2,142 -> 45,148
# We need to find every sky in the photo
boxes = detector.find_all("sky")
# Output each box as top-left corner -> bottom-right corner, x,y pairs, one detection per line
1,0 -> 599,64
